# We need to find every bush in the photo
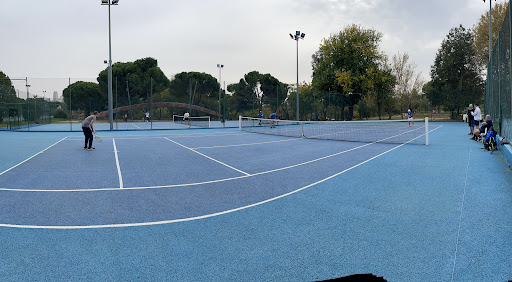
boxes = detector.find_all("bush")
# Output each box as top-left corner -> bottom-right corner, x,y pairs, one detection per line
53,109 -> 68,119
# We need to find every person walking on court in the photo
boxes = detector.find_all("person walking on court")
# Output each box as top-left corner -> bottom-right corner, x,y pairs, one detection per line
269,112 -> 277,128
82,111 -> 98,150
407,109 -> 414,127
184,112 -> 190,126
145,111 -> 150,122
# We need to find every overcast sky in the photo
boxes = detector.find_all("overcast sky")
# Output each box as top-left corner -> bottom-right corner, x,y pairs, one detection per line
0,0 -> 498,99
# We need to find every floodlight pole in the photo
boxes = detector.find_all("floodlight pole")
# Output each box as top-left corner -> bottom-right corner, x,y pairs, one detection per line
487,0 -> 495,62
217,64 -> 223,122
102,0 -> 119,130
290,31 -> 305,121
484,0 -> 495,119
296,38 -> 299,121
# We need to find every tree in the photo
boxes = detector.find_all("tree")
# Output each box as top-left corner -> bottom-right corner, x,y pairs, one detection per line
227,78 -> 253,118
363,57 -> 396,119
98,57 -> 171,110
226,71 -> 288,118
62,81 -> 103,114
392,52 -> 424,115
431,25 -> 484,119
0,72 -> 17,104
473,1 -> 508,69
169,72 -> 219,112
312,24 -> 387,120
258,73 -> 288,113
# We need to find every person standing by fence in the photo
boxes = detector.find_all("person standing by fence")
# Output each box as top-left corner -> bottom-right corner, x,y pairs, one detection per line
467,104 -> 475,135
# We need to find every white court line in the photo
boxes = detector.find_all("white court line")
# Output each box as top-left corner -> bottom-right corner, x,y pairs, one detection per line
164,137 -> 250,176
113,139 -> 124,189
0,137 -> 68,176
63,132 -> 250,141
191,137 -> 303,149
0,133 -> 420,229
131,124 -> 141,129
166,132 -> 251,138
0,125 -> 444,192
450,137 -> 471,282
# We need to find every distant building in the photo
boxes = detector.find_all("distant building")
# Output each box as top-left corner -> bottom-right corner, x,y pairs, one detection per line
52,91 -> 62,102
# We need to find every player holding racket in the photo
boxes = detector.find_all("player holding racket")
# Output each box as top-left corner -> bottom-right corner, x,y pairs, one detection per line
407,109 -> 414,127
82,111 -> 98,150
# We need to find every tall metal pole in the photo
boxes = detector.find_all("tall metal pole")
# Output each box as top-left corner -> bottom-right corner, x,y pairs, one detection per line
217,64 -> 223,122
150,77 -> 153,129
290,31 -> 304,121
107,3 -> 114,130
26,78 -> 30,130
489,0 -> 492,62
223,81 -> 226,125
69,78 -> 72,131
115,76 -> 118,130
219,67 -> 221,121
296,38 -> 299,121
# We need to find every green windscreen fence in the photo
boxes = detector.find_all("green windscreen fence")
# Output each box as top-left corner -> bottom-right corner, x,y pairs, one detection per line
485,0 -> 512,141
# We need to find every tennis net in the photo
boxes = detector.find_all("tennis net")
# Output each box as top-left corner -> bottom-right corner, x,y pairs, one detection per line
239,116 -> 430,145
173,115 -> 211,128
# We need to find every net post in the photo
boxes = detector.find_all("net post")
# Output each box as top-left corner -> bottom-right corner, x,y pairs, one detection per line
425,117 -> 429,145
239,115 -> 242,130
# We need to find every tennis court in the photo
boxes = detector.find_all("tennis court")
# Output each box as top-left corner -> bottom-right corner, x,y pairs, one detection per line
1,121 -> 511,281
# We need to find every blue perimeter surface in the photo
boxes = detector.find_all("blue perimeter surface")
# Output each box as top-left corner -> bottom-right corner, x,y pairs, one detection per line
0,122 -> 511,281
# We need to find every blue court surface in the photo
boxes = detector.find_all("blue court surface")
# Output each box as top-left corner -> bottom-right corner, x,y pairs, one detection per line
0,122 -> 511,281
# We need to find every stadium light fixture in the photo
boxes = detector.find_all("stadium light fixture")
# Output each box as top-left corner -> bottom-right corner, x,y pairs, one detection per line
101,0 -> 120,130
290,30 -> 305,121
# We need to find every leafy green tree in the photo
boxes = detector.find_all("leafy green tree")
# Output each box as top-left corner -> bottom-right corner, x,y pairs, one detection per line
431,25 -> 484,119
0,72 -> 18,104
227,78 -> 254,118
312,24 -> 387,120
473,1 -> 507,69
258,73 -> 288,113
423,80 -> 443,111
169,72 -> 219,112
227,71 -> 288,118
62,81 -> 103,114
98,57 -> 171,109
363,61 -> 396,119
391,52 -> 424,115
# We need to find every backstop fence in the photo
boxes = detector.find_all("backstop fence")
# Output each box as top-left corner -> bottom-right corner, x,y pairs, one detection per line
485,0 -> 512,141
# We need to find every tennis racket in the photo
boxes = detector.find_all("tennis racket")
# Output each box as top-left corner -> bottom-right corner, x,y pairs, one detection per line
94,133 -> 103,144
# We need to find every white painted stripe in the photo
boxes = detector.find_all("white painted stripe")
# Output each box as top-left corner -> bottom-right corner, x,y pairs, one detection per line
164,137 -> 250,176
0,137 -> 67,176
113,139 -> 124,189
191,137 -> 302,149
0,138 -> 410,229
63,132 -> 249,141
0,125 -> 444,193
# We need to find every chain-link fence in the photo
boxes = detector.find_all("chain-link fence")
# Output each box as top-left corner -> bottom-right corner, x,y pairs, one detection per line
0,77 -> 225,131
485,0 -> 512,141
